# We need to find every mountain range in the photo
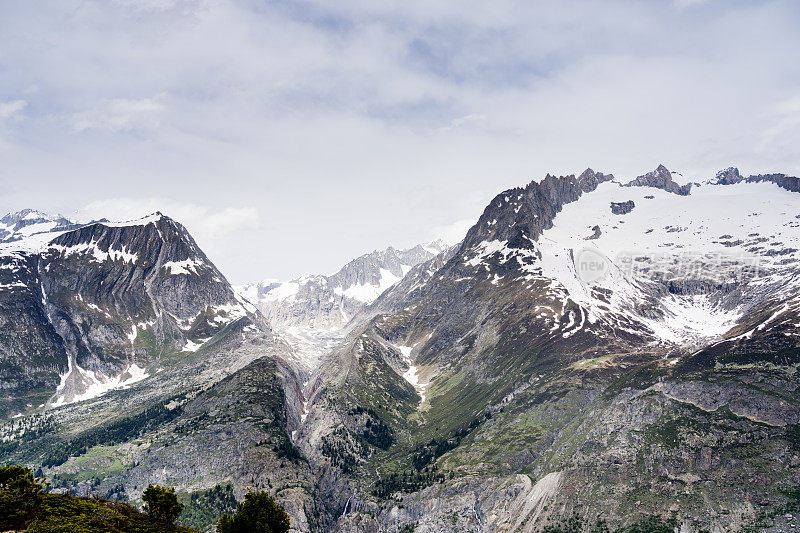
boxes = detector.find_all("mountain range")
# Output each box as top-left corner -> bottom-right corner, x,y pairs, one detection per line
1,165 -> 798,532
236,240 -> 450,368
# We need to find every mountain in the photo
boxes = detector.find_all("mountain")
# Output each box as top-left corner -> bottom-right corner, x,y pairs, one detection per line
237,240 -> 450,368
0,212 -> 262,415
0,209 -> 80,242
0,211 -> 321,531
295,166 -> 800,532
2,165 -> 799,533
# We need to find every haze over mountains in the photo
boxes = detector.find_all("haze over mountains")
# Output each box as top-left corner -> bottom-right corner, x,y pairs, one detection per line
1,165 -> 799,532
236,240 -> 450,368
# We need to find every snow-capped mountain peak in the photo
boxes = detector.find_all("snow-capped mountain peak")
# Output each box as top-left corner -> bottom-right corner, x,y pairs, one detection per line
237,241 -> 453,368
0,209 -> 78,243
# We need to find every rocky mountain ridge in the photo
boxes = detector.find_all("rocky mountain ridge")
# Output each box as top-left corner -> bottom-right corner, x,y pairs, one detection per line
0,209 -> 80,242
296,165 -> 800,532
1,164 -> 799,532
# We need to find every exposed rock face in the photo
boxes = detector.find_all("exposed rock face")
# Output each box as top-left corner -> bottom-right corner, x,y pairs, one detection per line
624,164 -> 693,195
461,168 -> 614,251
712,166 -> 800,193
298,168 -> 800,532
0,213 -> 259,415
3,165 -> 800,533
713,167 -> 744,185
610,200 -> 635,215
747,172 -> 800,193
0,211 -> 317,531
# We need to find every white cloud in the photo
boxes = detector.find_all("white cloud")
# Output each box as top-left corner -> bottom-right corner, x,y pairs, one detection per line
0,100 -> 26,119
432,218 -> 475,246
0,0 -> 799,280
72,97 -> 164,132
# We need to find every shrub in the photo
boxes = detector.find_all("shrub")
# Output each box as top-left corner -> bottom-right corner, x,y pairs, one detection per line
0,465 -> 47,530
142,484 -> 184,525
217,491 -> 290,533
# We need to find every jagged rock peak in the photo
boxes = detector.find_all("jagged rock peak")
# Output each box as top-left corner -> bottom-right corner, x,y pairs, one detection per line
713,167 -> 743,185
710,168 -> 799,194
461,169 -> 614,251
624,164 -> 692,195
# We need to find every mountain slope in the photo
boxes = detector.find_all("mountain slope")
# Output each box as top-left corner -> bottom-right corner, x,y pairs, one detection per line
238,241 -> 450,368
0,212 -> 261,416
297,166 -> 800,532
0,211 -> 322,531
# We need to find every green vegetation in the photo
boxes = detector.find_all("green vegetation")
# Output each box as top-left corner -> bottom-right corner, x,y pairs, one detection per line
350,406 -> 395,450
371,414 -> 487,497
371,468 -> 444,498
321,427 -> 363,474
25,494 -> 198,533
217,491 -> 290,533
784,485 -> 800,512
273,431 -> 305,463
142,484 -> 184,525
0,464 -> 47,529
42,399 -> 185,467
0,465 -> 198,532
0,414 -> 57,458
543,513 -> 677,533
179,484 -> 239,532
785,424 -> 800,452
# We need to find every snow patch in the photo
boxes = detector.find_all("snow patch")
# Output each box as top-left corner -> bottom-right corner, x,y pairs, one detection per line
162,258 -> 205,275
51,361 -> 150,407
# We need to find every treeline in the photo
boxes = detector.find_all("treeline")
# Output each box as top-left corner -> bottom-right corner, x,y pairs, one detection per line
321,428 -> 362,474
349,406 -> 394,450
371,468 -> 445,499
373,412 -> 490,498
179,483 -> 238,531
1,465 -> 290,533
273,432 -> 304,463
42,399 -> 185,467
0,414 -> 57,457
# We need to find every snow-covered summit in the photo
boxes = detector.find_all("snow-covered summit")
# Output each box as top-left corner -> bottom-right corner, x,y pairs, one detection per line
453,165 -> 800,347
0,209 -> 78,243
237,240 -> 451,368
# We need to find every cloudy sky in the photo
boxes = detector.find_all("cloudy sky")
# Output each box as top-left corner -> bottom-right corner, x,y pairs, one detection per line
1,0 -> 799,282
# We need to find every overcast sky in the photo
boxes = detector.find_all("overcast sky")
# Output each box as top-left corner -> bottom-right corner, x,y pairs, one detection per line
1,0 -> 799,282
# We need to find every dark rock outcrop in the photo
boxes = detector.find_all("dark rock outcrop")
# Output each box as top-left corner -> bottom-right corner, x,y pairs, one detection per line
585,225 -> 602,240
747,173 -> 800,193
610,200 -> 635,215
712,167 -> 800,194
713,167 -> 744,185
0,213 -> 259,416
461,168 -> 614,251
623,164 -> 692,195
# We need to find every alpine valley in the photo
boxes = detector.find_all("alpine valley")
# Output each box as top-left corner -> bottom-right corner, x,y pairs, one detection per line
1,165 -> 799,532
